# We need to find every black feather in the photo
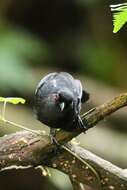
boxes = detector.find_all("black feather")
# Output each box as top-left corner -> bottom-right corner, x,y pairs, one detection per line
34,72 -> 89,132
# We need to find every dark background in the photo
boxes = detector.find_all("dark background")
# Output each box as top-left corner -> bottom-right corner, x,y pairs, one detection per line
0,0 -> 127,190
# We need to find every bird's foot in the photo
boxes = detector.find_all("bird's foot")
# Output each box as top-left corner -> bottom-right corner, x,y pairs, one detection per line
49,128 -> 63,155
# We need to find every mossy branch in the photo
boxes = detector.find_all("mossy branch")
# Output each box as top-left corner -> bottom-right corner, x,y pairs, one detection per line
0,93 -> 127,190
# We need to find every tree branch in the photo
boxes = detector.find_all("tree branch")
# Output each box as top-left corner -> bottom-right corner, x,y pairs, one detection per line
0,93 -> 127,190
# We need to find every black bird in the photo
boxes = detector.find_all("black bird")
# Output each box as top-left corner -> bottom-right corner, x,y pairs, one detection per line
34,72 -> 89,137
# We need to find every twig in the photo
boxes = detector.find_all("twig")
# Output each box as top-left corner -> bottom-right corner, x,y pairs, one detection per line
0,93 -> 127,189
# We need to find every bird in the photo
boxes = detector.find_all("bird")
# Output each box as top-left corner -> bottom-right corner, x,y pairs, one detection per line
34,72 -> 89,141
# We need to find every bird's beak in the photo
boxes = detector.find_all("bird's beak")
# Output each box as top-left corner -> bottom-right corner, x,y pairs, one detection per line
59,102 -> 65,111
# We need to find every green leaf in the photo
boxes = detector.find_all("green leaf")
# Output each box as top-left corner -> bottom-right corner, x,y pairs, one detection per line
110,4 -> 127,33
0,97 -> 26,104
113,8 -> 127,33
0,97 -> 5,102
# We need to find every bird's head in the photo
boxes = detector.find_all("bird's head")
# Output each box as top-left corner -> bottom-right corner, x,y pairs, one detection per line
50,90 -> 74,113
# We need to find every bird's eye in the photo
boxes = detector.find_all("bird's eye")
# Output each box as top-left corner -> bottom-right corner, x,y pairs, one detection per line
52,94 -> 60,101
59,93 -> 72,103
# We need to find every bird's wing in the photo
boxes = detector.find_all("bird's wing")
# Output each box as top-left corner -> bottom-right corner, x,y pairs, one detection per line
35,72 -> 57,95
58,73 -> 85,100
74,79 -> 83,99
59,72 -> 74,81
74,79 -> 90,103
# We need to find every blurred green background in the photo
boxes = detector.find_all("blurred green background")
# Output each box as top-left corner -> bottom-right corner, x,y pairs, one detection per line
0,0 -> 127,190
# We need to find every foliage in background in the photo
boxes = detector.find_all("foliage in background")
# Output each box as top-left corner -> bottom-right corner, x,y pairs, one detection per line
0,20 -> 50,93
0,97 -> 26,119
0,1 -> 127,94
110,3 -> 127,33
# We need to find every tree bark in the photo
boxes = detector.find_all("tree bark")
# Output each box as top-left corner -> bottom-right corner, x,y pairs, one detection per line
0,93 -> 127,190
